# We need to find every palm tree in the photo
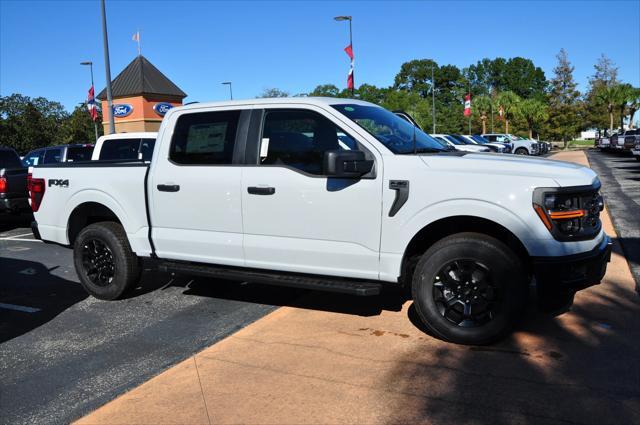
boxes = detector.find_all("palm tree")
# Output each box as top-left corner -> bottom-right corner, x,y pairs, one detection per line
518,99 -> 549,139
613,83 -> 634,129
627,87 -> 640,129
495,91 -> 521,133
596,84 -> 618,131
473,95 -> 492,134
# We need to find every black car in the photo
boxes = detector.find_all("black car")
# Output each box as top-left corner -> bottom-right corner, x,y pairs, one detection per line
0,146 -> 30,215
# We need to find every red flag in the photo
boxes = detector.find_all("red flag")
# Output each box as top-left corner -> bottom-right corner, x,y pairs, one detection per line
87,85 -> 98,121
464,94 -> 471,117
344,44 -> 354,90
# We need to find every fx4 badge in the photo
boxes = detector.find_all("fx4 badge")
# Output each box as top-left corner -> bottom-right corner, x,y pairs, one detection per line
48,179 -> 69,188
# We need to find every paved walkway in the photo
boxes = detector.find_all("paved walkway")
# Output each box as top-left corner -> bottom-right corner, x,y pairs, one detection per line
76,151 -> 640,425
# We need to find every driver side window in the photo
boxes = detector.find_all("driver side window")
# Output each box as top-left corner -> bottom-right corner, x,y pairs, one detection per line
259,109 -> 359,176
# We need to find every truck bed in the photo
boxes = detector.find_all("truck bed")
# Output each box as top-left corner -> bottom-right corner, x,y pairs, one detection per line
31,161 -> 153,255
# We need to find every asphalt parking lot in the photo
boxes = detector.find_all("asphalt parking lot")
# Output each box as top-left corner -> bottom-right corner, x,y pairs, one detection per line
1,149 -> 639,424
0,218 -> 305,424
586,149 -> 640,291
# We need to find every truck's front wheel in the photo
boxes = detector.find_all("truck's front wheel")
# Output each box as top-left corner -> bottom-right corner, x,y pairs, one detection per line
73,222 -> 141,300
412,232 -> 527,345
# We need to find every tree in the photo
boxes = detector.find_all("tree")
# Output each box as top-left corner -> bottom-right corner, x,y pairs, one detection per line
472,94 -> 492,134
547,49 -> 582,148
465,57 -> 547,99
626,87 -> 640,129
308,84 -> 342,97
595,84 -> 618,131
257,88 -> 289,98
495,91 -> 521,133
61,104 -> 103,144
584,54 -> 619,130
612,84 -> 634,129
518,99 -> 548,138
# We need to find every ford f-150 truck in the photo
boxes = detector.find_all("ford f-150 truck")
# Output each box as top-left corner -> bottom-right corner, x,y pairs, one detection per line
29,98 -> 611,345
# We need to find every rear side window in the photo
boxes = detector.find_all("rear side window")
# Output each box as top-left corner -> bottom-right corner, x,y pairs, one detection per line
22,150 -> 43,167
170,110 -> 240,165
43,148 -> 62,164
0,149 -> 22,169
99,139 -> 140,160
66,146 -> 94,162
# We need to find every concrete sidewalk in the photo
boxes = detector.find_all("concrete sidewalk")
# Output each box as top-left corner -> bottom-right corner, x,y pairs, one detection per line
76,151 -> 640,425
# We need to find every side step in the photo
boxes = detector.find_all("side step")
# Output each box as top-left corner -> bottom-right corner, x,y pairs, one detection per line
157,261 -> 382,296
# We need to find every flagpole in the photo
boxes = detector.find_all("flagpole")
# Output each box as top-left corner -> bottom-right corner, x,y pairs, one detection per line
431,65 -> 436,134
468,80 -> 471,134
349,18 -> 353,96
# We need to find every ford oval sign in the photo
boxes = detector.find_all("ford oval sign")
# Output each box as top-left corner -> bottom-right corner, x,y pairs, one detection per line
153,102 -> 174,117
112,104 -> 133,118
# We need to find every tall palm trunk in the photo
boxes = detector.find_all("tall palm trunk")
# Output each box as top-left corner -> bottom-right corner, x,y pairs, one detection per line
629,109 -> 637,129
620,106 -> 625,130
505,119 -> 509,134
481,116 -> 487,134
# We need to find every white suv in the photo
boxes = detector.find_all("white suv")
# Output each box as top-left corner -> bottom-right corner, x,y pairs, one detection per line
483,134 -> 539,155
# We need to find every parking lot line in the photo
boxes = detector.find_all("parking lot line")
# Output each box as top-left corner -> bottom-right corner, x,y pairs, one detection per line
5,232 -> 36,239
0,302 -> 41,313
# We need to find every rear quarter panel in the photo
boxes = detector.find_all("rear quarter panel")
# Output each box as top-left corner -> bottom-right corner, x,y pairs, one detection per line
32,165 -> 151,255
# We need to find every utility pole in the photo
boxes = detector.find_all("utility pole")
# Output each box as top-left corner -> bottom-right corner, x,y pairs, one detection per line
468,80 -> 472,134
431,65 -> 436,134
334,16 -> 354,97
101,0 -> 115,134
80,61 -> 99,142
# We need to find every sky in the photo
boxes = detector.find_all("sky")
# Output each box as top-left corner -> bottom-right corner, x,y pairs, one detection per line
1,0 -> 639,112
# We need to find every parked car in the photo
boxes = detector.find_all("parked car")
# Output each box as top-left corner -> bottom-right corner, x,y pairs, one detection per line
456,134 -> 507,153
91,132 -> 157,161
632,140 -> 640,161
622,129 -> 640,151
22,144 -> 95,167
470,134 -> 513,153
0,146 -> 29,215
431,134 -> 491,153
482,134 -> 539,155
30,98 -> 611,345
608,132 -> 626,151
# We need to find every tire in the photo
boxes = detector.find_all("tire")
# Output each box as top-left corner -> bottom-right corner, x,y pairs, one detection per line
515,147 -> 529,155
636,156 -> 640,161
73,221 -> 141,300
411,232 -> 528,345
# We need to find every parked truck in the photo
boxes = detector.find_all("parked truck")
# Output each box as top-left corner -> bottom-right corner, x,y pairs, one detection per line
0,146 -> 29,216
29,98 -> 611,344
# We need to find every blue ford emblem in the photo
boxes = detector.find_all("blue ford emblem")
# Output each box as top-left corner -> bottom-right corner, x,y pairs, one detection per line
153,102 -> 173,116
112,104 -> 133,117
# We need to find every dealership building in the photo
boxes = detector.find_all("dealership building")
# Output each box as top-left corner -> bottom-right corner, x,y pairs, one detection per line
97,55 -> 186,133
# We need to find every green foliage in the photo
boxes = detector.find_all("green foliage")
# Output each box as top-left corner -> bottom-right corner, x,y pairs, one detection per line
547,49 -> 582,147
495,91 -> 521,133
465,57 -> 547,99
257,88 -> 290,98
517,99 -> 548,138
60,104 -> 103,144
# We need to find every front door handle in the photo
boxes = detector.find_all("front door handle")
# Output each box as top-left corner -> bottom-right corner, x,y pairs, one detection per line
247,186 -> 275,195
157,184 -> 180,192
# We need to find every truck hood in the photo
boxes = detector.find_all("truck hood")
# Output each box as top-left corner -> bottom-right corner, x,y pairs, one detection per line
421,153 -> 598,187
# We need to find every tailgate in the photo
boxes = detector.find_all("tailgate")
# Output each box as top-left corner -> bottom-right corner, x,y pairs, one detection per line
0,167 -> 28,199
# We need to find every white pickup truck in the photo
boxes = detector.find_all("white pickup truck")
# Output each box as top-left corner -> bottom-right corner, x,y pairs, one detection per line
29,98 -> 611,345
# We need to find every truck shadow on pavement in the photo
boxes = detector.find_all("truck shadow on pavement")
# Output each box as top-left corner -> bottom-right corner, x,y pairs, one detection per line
384,279 -> 640,425
0,257 -> 88,343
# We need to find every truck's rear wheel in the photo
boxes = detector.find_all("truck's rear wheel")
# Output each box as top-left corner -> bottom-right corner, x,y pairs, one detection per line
411,232 -> 527,345
73,222 -> 141,300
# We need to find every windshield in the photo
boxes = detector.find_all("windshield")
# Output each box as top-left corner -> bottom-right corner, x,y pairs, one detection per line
471,135 -> 489,144
331,104 -> 446,154
444,135 -> 464,145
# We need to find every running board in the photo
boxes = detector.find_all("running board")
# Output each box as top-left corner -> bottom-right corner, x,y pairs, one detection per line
157,261 -> 382,296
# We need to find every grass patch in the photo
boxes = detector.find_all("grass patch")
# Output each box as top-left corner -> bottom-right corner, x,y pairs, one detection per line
568,140 -> 595,147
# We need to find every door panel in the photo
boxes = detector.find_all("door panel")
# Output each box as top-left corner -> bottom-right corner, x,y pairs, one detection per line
150,109 -> 245,266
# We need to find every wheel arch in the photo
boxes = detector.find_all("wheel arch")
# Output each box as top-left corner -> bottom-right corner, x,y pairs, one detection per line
67,202 -> 123,245
399,215 -> 531,287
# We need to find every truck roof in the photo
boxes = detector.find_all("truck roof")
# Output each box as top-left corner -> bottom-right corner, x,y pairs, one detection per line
172,97 -> 377,113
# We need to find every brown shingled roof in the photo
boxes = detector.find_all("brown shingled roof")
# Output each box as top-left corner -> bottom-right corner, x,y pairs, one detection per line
97,55 -> 186,100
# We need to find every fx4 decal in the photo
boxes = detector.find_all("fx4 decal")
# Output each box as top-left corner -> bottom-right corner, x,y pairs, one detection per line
48,179 -> 69,188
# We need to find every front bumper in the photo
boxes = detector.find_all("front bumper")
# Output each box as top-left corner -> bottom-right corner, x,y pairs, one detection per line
532,235 -> 612,293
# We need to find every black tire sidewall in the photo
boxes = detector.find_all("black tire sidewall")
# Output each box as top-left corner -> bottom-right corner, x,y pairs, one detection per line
515,148 -> 528,155
73,223 -> 135,300
412,234 -> 527,345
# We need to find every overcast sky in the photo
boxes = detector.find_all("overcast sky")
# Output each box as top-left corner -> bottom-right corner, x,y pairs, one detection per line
1,0 -> 638,111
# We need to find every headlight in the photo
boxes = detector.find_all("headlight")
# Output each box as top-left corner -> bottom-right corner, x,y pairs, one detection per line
532,181 -> 603,241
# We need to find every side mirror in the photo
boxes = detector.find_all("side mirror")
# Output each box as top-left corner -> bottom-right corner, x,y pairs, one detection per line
323,150 -> 373,178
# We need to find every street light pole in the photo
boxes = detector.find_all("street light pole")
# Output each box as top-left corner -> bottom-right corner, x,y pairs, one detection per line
100,0 -> 115,134
334,16 -> 354,97
222,82 -> 233,100
431,65 -> 436,134
80,61 -> 99,142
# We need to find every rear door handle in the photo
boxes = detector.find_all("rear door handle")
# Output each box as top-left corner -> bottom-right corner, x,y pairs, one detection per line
157,184 -> 180,192
247,186 -> 275,195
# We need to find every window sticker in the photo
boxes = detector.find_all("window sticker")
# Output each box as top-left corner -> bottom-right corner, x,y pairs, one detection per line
260,137 -> 270,158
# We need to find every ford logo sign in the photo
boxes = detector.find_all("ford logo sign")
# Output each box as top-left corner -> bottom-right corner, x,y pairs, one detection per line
112,104 -> 133,118
153,102 -> 173,117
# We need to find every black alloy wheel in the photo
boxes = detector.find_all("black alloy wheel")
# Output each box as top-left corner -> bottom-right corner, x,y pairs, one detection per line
81,238 -> 116,287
